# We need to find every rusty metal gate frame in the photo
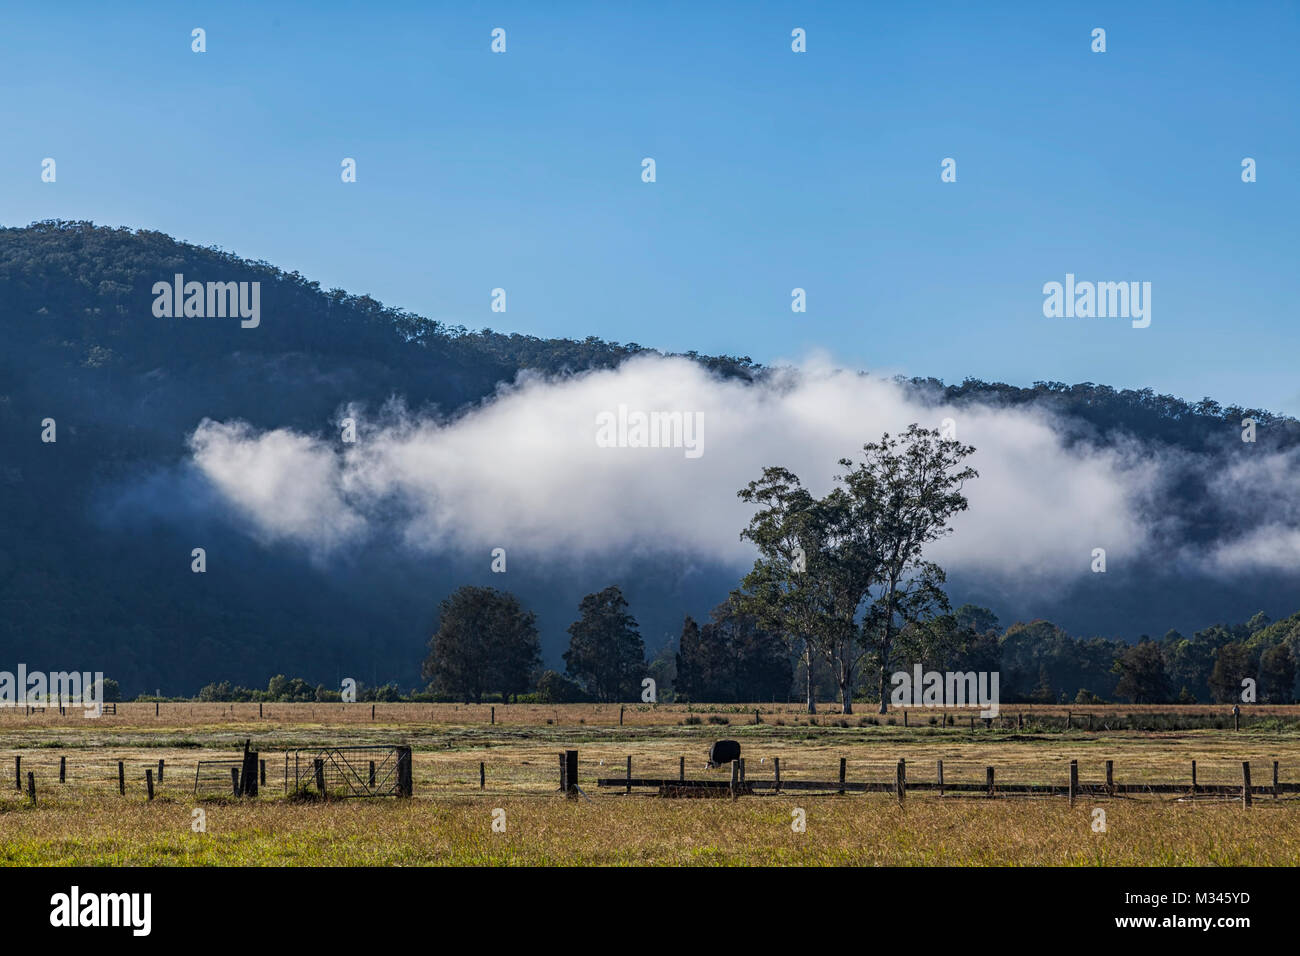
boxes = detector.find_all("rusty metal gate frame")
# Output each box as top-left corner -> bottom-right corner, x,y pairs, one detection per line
287,745 -> 401,798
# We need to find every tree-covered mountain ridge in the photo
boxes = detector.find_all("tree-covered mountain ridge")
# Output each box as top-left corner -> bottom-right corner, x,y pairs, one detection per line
5,219 -> 1295,447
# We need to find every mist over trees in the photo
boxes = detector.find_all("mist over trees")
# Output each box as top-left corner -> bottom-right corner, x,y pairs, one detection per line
5,221 -> 1300,696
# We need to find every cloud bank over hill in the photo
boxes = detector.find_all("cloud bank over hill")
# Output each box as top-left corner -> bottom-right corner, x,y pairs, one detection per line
185,354 -> 1295,589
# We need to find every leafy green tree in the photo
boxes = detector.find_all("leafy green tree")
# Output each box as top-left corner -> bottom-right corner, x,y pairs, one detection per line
839,426 -> 977,713
736,467 -> 838,712
1260,644 -> 1296,703
675,616 -> 720,702
422,586 -> 541,703
563,586 -> 645,702
1113,639 -> 1172,703
646,640 -> 678,700
1208,642 -> 1254,703
677,602 -> 791,702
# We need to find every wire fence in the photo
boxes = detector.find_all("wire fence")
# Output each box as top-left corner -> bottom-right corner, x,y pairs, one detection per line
2,747 -> 1298,804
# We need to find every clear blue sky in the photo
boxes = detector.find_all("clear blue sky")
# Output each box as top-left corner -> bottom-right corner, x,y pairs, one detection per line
5,1 -> 1298,412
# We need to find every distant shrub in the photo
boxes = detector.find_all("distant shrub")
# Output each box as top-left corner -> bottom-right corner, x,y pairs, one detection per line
536,670 -> 585,704
683,715 -> 702,725
706,715 -> 729,725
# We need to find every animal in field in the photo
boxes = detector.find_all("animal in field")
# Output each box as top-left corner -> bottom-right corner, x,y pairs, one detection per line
706,739 -> 741,769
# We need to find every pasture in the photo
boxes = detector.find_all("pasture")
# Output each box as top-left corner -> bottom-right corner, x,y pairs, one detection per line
2,702 -> 1299,866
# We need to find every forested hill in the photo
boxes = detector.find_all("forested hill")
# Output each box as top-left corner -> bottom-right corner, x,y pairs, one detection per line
1,220 -> 1296,694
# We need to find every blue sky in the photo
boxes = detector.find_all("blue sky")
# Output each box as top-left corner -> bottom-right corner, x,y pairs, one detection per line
5,0 -> 1298,413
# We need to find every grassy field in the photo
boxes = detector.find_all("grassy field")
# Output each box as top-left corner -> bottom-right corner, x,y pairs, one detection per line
2,702 -> 1299,865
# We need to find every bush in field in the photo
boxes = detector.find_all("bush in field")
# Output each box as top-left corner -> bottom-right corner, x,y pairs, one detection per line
536,670 -> 586,704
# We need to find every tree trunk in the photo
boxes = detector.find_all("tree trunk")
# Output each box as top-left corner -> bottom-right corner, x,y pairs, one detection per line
876,587 -> 897,714
804,639 -> 817,714
841,675 -> 853,714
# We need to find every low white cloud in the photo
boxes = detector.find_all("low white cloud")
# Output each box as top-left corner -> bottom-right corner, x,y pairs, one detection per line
185,355 -> 1202,587
1199,450 -> 1300,573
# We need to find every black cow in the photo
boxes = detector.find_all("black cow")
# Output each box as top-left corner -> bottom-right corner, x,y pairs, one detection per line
706,739 -> 741,769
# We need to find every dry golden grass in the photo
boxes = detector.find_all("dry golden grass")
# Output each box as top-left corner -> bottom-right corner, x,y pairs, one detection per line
0,793 -> 1296,866
4,700 -> 1296,731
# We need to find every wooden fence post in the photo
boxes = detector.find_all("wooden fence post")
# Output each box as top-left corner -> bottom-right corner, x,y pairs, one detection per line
59,756 -> 66,783
937,759 -> 944,797
679,756 -> 685,782
1233,706 -> 1240,731
27,772 -> 35,805
1273,760 -> 1280,800
773,756 -> 781,793
478,761 -> 484,790
146,769 -> 154,801
903,710 -> 908,727
563,750 -> 578,796
1191,760 -> 1198,793
14,755 -> 20,791
1106,760 -> 1114,796
739,757 -> 746,783
626,756 -> 632,794
241,750 -> 258,797
314,758 -> 326,794
259,759 -> 266,786
155,701 -> 159,717
986,766 -> 995,798
119,761 -> 125,796
491,706 -> 495,725
232,767 -> 241,796
1066,712 -> 1072,730
157,758 -> 165,784
396,746 -> 413,798
1017,712 -> 1023,731
839,757 -> 846,795
619,705 -> 625,726
1069,760 -> 1078,806
896,759 -> 906,804
1241,762 -> 1252,808
730,759 -> 739,799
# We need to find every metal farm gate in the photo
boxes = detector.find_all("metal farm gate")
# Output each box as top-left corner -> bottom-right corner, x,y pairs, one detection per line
286,745 -> 412,798
194,759 -> 246,796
